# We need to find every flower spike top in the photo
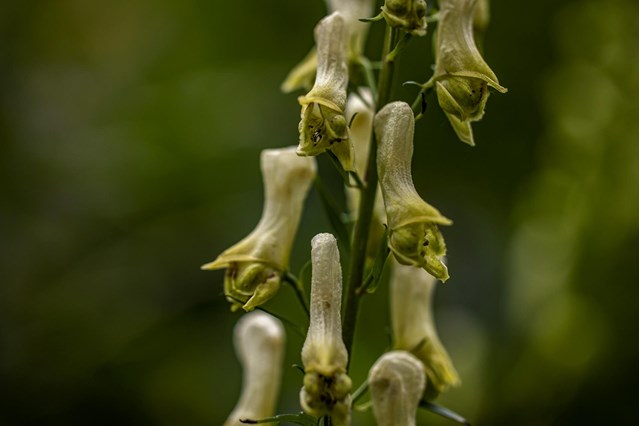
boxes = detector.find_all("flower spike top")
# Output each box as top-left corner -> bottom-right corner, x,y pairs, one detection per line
297,12 -> 355,172
300,233 -> 351,426
224,311 -> 285,426
374,101 -> 452,282
202,147 -> 317,311
282,0 -> 373,93
390,261 -> 460,398
368,351 -> 426,426
433,0 -> 507,146
381,0 -> 428,36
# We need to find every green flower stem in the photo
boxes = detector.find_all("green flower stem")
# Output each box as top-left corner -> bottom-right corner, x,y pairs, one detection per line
342,24 -> 399,365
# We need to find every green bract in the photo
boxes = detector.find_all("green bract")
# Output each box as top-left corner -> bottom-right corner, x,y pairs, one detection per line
374,101 -> 452,282
202,147 -> 316,311
433,0 -> 507,145
381,0 -> 428,36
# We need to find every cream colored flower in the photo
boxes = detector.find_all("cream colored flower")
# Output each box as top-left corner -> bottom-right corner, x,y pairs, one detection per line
381,0 -> 428,36
390,260 -> 460,398
297,12 -> 354,172
282,0 -> 373,93
224,311 -> 285,426
202,147 -> 316,311
433,0 -> 507,146
374,101 -> 452,282
300,233 -> 351,426
368,351 -> 426,426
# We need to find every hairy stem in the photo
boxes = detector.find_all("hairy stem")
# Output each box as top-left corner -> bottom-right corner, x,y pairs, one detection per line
342,25 -> 398,366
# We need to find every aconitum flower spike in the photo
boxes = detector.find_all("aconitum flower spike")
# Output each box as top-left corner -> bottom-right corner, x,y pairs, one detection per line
300,233 -> 351,425
224,311 -> 285,426
202,147 -> 316,311
368,351 -> 426,426
433,0 -> 507,146
374,101 -> 452,282
297,12 -> 355,172
390,261 -> 460,398
381,0 -> 428,36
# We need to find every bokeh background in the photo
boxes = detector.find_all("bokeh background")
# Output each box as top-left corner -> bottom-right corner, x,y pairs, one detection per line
0,0 -> 637,425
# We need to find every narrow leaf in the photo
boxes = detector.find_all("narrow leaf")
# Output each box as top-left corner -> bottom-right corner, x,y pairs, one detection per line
314,177 -> 351,252
419,400 -> 471,425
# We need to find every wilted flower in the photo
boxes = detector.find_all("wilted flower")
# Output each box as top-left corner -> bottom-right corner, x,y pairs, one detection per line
368,351 -> 426,426
381,0 -> 428,36
225,311 -> 285,426
282,0 -> 373,93
202,147 -> 316,311
433,0 -> 507,145
297,12 -> 354,172
300,233 -> 352,426
390,260 -> 460,398
374,101 -> 451,282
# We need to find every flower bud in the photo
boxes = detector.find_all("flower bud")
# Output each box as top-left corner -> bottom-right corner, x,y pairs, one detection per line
368,351 -> 426,426
282,0 -> 374,93
374,101 -> 452,282
433,0 -> 507,146
297,12 -> 355,172
390,260 -> 460,398
202,147 -> 317,311
381,0 -> 428,36
300,233 -> 352,425
225,311 -> 285,426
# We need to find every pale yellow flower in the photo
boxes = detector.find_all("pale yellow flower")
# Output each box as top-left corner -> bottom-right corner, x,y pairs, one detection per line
202,147 -> 316,311
225,311 -> 285,426
297,12 -> 355,172
300,233 -> 351,426
374,101 -> 451,281
433,0 -> 507,145
390,260 -> 460,397
369,351 -> 426,426
381,0 -> 428,36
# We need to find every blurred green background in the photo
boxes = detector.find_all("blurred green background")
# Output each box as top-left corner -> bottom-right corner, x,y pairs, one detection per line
0,0 -> 637,425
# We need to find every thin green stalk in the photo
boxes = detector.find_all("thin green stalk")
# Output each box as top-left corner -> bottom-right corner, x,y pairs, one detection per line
342,25 -> 399,365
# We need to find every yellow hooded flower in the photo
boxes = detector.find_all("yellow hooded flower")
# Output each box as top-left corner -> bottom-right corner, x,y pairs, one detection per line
300,233 -> 352,426
297,12 -> 355,172
225,311 -> 285,426
369,351 -> 426,426
381,0 -> 428,36
282,0 -> 373,93
374,101 -> 451,282
202,147 -> 316,311
390,260 -> 460,398
433,0 -> 507,145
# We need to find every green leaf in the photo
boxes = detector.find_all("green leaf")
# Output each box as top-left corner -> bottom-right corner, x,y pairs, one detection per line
419,400 -> 470,425
314,177 -> 351,253
240,412 -> 317,426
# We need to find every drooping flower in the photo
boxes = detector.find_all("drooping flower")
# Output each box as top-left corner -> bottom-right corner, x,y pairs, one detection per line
433,0 -> 507,146
297,12 -> 355,172
300,233 -> 351,426
282,0 -> 373,93
202,147 -> 316,311
381,0 -> 428,36
368,351 -> 426,426
225,311 -> 285,426
390,260 -> 460,398
374,101 -> 452,282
